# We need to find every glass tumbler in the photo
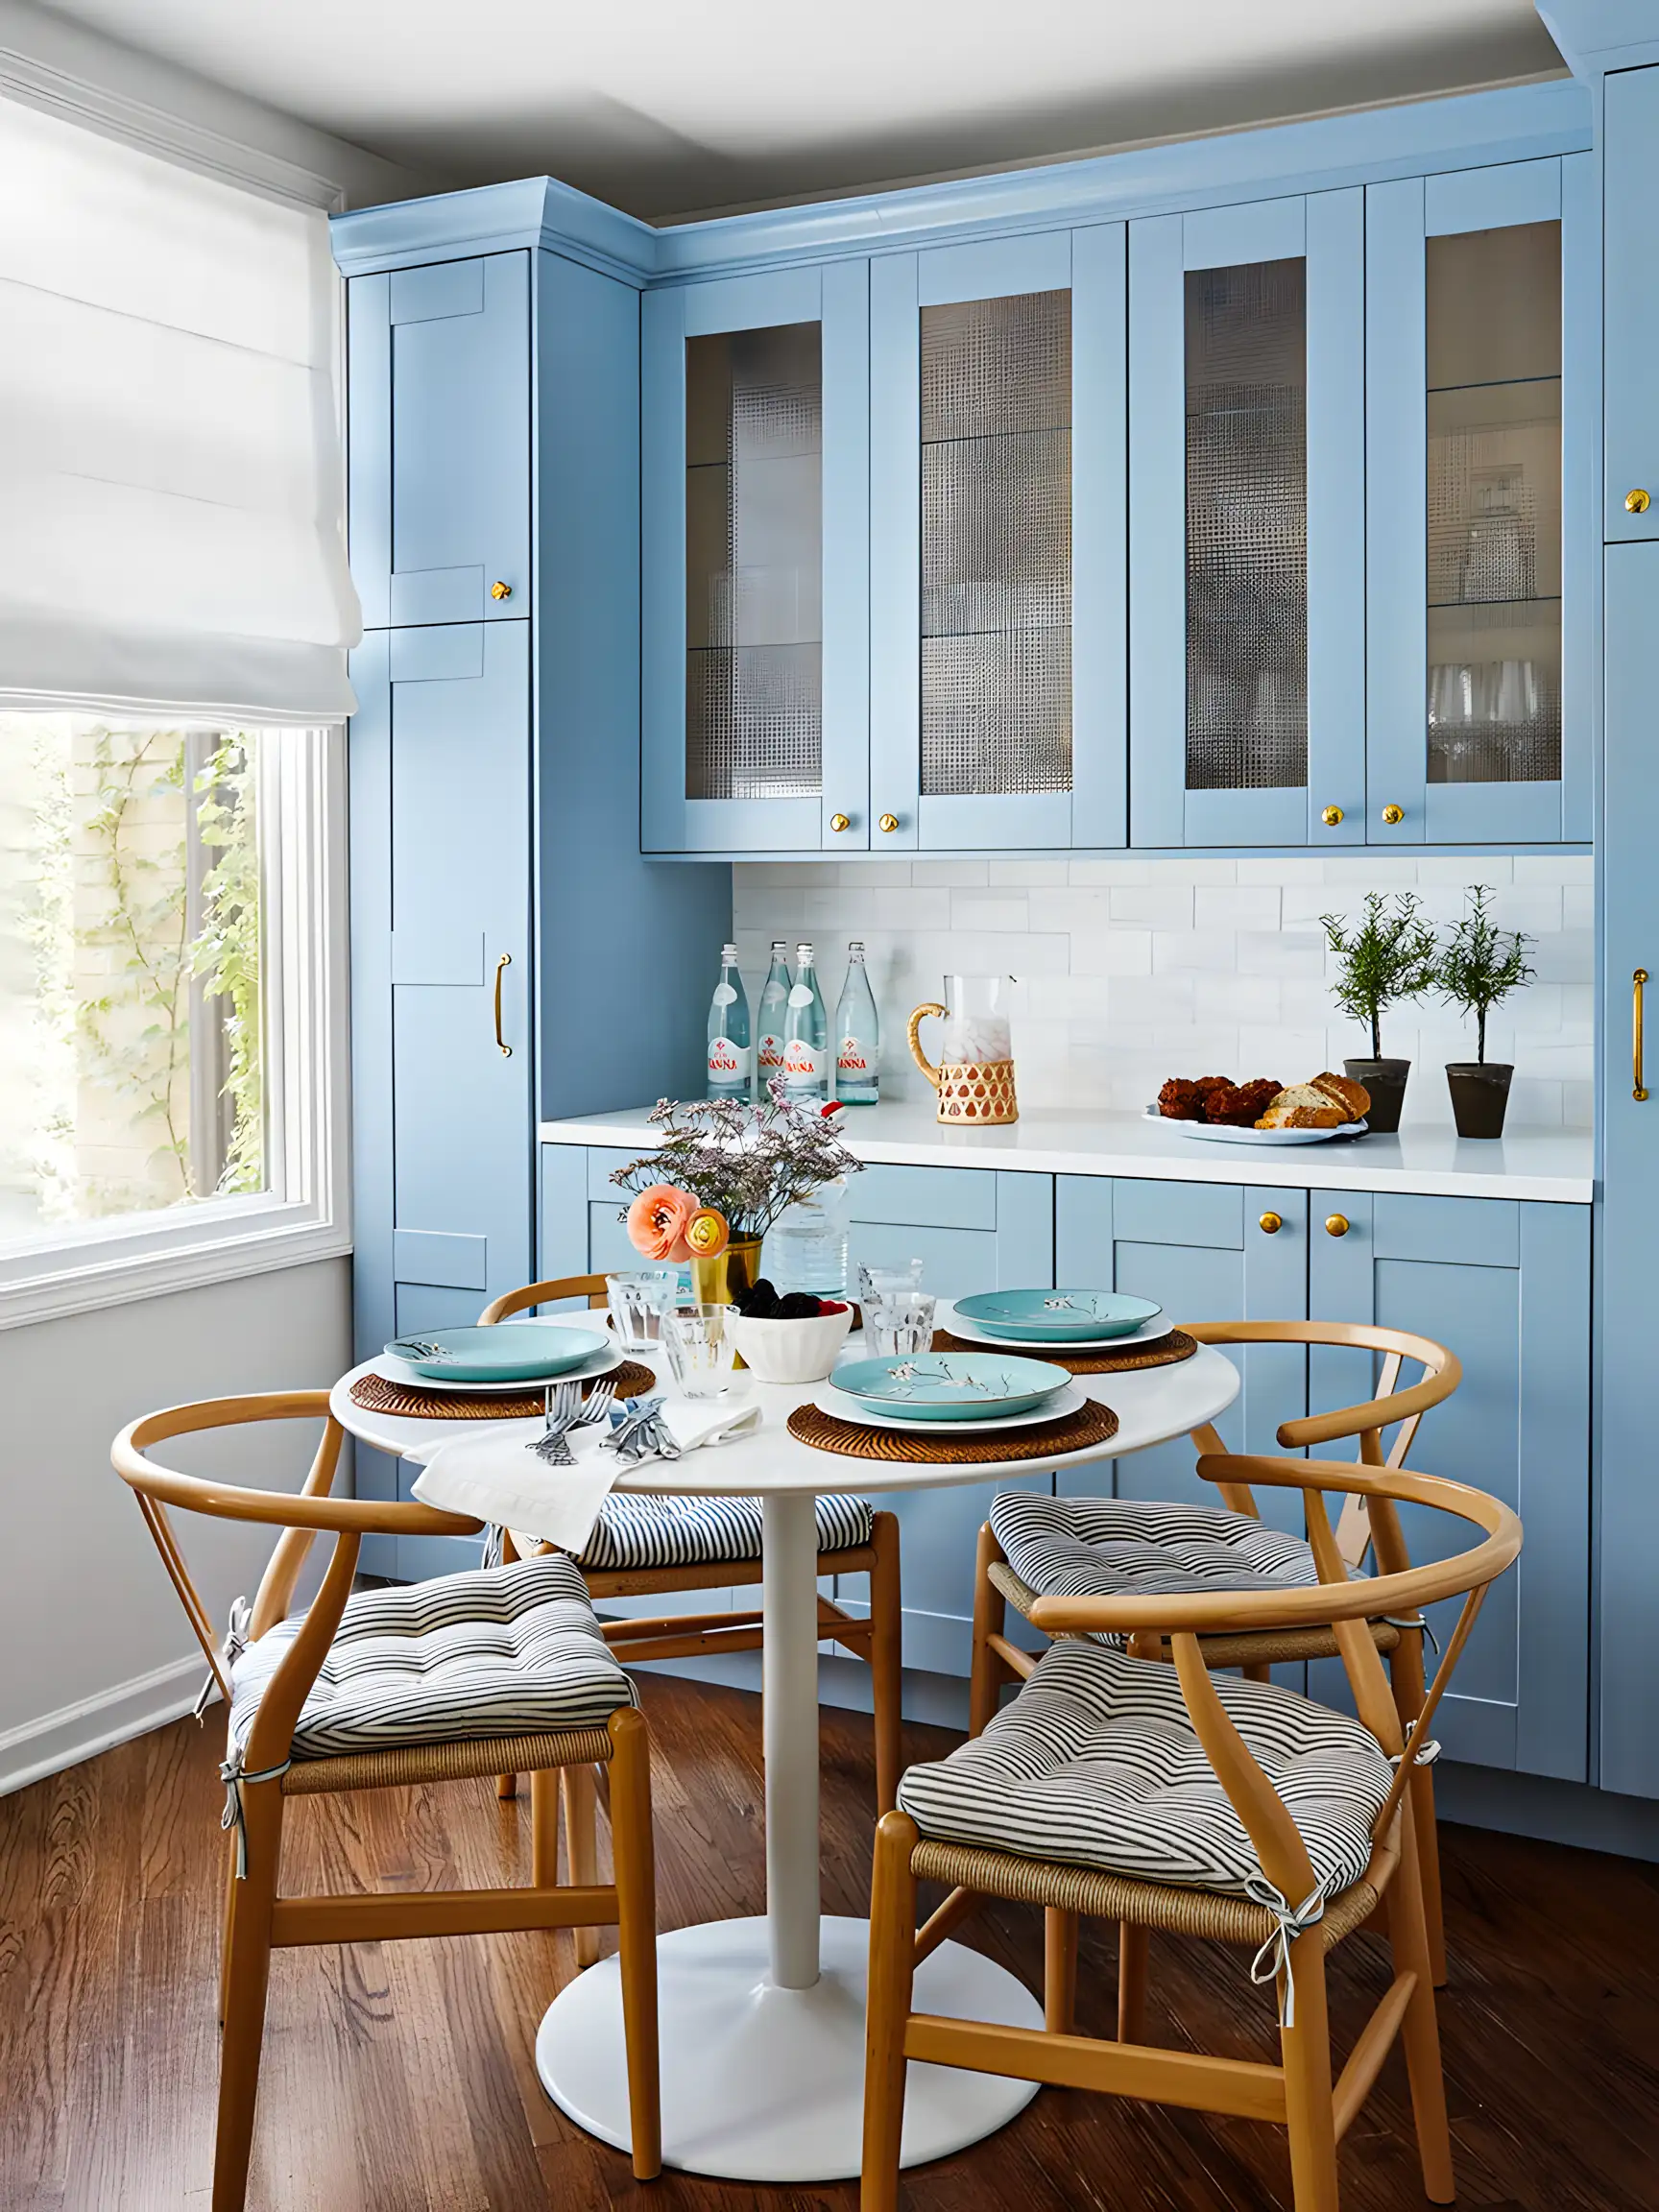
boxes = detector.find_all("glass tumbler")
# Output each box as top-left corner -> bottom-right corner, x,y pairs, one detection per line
661,1303 -> 736,1398
606,1269 -> 680,1353
863,1289 -> 938,1358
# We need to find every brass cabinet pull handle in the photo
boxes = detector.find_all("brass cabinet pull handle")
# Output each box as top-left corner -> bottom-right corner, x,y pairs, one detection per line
1259,1211 -> 1284,1235
1319,805 -> 1343,828
494,951 -> 513,1057
878,812 -> 900,834
1325,1213 -> 1350,1238
1381,804 -> 1405,827
830,812 -> 851,833
490,579 -> 513,600
1626,489 -> 1651,515
1636,969 -> 1649,1101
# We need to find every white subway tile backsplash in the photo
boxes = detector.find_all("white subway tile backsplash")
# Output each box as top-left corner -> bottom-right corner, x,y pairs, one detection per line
732,852 -> 1596,1125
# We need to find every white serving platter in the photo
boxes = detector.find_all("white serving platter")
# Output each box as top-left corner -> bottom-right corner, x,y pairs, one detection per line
815,1378 -> 1089,1435
940,1301 -> 1171,1355
1143,1108 -> 1365,1146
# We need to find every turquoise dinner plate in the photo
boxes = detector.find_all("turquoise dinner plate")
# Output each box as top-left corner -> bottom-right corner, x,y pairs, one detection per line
832,1352 -> 1070,1422
953,1288 -> 1163,1343
386,1324 -> 608,1383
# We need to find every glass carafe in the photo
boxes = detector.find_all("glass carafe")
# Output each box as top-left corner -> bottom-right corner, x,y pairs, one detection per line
906,975 -> 1019,1125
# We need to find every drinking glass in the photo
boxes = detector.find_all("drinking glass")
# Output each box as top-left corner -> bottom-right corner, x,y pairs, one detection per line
661,1303 -> 736,1397
606,1269 -> 680,1353
863,1289 -> 938,1358
857,1259 -> 924,1310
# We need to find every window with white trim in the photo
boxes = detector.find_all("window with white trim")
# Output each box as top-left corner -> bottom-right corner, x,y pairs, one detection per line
0,99 -> 358,1322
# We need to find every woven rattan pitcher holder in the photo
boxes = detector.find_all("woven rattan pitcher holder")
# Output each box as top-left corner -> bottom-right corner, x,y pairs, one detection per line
907,975 -> 1019,1126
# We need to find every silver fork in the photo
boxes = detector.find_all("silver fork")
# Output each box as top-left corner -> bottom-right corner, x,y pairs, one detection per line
529,1379 -> 583,1467
572,1379 -> 616,1430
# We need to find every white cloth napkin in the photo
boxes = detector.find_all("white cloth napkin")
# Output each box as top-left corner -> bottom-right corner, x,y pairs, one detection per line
408,1396 -> 762,1556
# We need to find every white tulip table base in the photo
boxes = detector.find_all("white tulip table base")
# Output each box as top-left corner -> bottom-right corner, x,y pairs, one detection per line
535,1911 -> 1044,2183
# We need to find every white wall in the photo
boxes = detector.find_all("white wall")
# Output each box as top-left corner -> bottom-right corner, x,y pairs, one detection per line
734,852 -> 1594,1129
0,1256 -> 351,1794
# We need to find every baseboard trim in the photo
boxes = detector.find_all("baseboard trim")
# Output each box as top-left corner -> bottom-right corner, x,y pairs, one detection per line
0,1654 -> 207,1799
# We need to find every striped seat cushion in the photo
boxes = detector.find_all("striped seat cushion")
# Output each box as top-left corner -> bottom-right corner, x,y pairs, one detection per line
573,1492 -> 874,1573
991,1490 -> 1334,1645
898,1639 -> 1392,1899
228,1552 -> 635,1762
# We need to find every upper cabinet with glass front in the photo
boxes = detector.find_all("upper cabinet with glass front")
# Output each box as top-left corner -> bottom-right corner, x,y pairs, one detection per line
1366,157 -> 1591,843
641,263 -> 870,853
1128,193 -> 1365,847
868,228 -> 1126,850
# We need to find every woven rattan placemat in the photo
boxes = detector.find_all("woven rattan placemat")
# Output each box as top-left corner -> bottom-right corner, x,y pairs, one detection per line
931,1327 -> 1197,1375
350,1359 -> 656,1422
787,1394 -> 1118,1464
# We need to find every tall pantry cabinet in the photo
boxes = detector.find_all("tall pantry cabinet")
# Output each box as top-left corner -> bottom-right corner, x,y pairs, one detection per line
333,192 -> 729,1578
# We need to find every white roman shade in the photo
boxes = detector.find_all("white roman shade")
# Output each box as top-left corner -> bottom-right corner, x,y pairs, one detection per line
0,99 -> 361,724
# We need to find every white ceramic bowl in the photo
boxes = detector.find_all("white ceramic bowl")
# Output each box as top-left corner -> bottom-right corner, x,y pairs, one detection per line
726,1302 -> 854,1382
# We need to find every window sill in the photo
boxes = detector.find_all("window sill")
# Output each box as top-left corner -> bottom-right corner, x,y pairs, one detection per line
0,1195 -> 352,1332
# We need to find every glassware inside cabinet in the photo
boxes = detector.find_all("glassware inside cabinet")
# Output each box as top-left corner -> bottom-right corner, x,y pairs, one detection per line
1184,257 -> 1308,795
1424,221 -> 1561,786
685,322 -> 824,802
919,290 -> 1072,798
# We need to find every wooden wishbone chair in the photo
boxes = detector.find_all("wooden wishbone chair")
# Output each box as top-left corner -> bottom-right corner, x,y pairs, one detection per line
112,1392 -> 661,2212
865,1455 -> 1521,2212
482,1275 -> 903,1890
970,1319 -> 1461,1982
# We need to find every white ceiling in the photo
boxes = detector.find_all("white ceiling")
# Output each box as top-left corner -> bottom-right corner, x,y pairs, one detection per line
35,0 -> 1565,220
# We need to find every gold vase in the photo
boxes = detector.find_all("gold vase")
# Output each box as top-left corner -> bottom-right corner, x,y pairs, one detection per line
687,1234 -> 763,1309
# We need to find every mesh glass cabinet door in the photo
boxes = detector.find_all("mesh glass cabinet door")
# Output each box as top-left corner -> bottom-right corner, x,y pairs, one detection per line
1129,193 -> 1364,847
1367,156 -> 1591,844
870,228 -> 1127,850
642,264 -> 870,853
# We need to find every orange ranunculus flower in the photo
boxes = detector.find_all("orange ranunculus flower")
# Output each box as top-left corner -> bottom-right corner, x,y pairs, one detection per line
685,1206 -> 730,1259
627,1184 -> 699,1263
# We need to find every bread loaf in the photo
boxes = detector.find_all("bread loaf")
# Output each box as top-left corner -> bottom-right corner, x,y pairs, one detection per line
1310,1070 -> 1370,1121
1254,1083 -> 1346,1130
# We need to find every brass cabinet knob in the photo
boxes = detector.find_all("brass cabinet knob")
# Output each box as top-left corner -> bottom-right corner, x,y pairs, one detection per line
1325,1213 -> 1350,1238
830,813 -> 851,833
1320,805 -> 1344,828
1627,488 -> 1651,514
1382,804 -> 1405,826
490,580 -> 513,600
1259,1211 -> 1284,1235
878,812 -> 900,834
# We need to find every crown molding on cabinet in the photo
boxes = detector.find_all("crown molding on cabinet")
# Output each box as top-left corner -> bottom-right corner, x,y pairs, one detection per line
330,79 -> 1591,287
1536,2 -> 1659,78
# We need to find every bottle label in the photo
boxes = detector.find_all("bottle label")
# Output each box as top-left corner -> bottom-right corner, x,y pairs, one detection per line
787,982 -> 814,1009
707,1037 -> 745,1083
712,982 -> 737,1008
757,1031 -> 785,1071
837,1035 -> 873,1075
782,1039 -> 826,1082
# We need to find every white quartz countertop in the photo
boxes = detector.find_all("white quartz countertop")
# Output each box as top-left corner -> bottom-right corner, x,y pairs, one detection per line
539,1099 -> 1593,1204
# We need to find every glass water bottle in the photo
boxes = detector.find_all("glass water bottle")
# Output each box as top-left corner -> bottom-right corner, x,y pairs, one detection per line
706,943 -> 751,1101
834,940 -> 880,1104
756,940 -> 790,1096
781,941 -> 828,1101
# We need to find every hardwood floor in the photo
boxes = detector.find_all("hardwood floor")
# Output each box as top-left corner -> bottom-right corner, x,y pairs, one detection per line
3,1673 -> 1657,2211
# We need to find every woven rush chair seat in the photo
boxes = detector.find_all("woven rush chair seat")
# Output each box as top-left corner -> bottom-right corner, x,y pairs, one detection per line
228,1552 -> 636,1762
558,1491 -> 874,1575
899,1640 -> 1392,1899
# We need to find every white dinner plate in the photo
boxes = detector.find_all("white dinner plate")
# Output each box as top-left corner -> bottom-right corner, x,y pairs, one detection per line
373,1331 -> 624,1396
1142,1107 -> 1365,1146
816,1378 -> 1089,1435
939,1301 -> 1172,1354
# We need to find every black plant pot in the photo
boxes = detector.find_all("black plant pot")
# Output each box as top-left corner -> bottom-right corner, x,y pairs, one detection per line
1446,1062 -> 1514,1140
1344,1057 -> 1411,1136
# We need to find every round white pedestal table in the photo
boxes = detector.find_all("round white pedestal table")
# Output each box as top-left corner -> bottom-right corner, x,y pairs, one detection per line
330,1336 -> 1239,2182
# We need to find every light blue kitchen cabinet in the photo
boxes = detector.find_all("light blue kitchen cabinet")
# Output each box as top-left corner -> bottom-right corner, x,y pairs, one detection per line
1603,65 -> 1659,544
347,252 -> 531,630
1055,1178 -> 1310,1549
641,262 -> 871,855
1128,192 -> 1366,849
868,226 -> 1127,851
1599,542 -> 1659,1797
1308,1191 -> 1591,1782
1366,156 -> 1592,845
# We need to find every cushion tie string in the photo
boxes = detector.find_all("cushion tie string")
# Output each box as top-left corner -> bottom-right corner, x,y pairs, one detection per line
481,1523 -> 506,1571
193,1594 -> 252,1723
1390,1727 -> 1442,1770
218,1744 -> 292,1880
1243,1873 -> 1332,2028
1382,1611 -> 1441,1656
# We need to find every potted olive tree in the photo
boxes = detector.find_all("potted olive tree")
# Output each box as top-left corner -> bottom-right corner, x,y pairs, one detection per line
1437,884 -> 1534,1139
1320,892 -> 1439,1133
